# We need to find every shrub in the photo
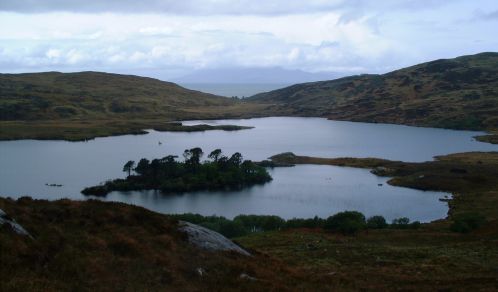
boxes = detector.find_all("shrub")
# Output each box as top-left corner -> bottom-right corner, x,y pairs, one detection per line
391,217 -> 422,229
392,217 -> 410,225
285,216 -> 324,229
217,220 -> 247,238
233,215 -> 285,232
391,217 -> 410,229
324,211 -> 366,235
409,221 -> 421,229
450,213 -> 486,233
366,215 -> 388,229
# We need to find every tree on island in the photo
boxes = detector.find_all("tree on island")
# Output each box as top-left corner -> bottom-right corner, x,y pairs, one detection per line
208,149 -> 222,162
228,152 -> 243,166
135,158 -> 150,176
123,160 -> 135,177
183,147 -> 203,171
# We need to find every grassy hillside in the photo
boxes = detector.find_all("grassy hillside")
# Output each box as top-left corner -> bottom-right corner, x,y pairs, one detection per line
0,71 -> 237,120
0,72 -> 265,140
250,52 -> 498,131
0,198 -> 305,291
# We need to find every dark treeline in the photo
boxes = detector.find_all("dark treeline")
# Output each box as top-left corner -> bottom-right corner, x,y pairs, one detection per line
82,148 -> 272,196
172,211 -> 423,238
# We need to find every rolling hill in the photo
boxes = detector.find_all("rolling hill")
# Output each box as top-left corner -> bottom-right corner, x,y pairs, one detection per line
249,52 -> 498,131
0,71 -> 264,140
1,53 -> 497,141
0,71 -> 238,121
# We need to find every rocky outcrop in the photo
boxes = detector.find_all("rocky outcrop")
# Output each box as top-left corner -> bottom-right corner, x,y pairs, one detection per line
178,221 -> 251,256
0,208 -> 32,238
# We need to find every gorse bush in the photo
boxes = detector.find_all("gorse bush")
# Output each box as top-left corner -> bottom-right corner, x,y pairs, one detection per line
234,215 -> 286,232
450,212 -> 486,233
392,217 -> 410,225
323,211 -> 366,235
285,216 -> 325,229
366,215 -> 388,229
390,217 -> 421,229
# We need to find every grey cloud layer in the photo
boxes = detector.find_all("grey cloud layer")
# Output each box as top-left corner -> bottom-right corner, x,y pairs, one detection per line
0,0 -> 496,79
0,0 -> 342,14
0,0 -> 453,15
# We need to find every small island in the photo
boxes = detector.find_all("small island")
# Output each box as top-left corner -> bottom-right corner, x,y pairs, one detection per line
82,148 -> 272,196
153,122 -> 254,132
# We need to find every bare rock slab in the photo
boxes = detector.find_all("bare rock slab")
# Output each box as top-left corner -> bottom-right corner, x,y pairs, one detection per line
178,221 -> 250,256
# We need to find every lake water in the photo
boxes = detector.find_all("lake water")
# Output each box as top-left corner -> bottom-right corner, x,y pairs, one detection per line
180,83 -> 289,97
1,117 -> 497,221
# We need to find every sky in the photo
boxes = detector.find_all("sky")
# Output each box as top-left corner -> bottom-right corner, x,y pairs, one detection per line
0,0 -> 497,81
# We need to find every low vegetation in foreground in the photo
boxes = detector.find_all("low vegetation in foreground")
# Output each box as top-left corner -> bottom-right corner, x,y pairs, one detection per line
81,148 -> 272,196
0,197 -> 305,291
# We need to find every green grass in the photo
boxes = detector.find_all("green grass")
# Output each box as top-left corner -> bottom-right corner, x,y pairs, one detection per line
237,226 -> 498,291
475,132 -> 498,144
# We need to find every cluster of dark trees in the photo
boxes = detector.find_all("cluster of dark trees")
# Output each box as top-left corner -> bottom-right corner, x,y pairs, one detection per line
172,211 -> 422,238
82,148 -> 272,196
450,212 -> 486,233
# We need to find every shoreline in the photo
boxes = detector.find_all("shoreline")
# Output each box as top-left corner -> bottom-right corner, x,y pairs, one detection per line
0,119 -> 255,142
1,115 -> 497,144
269,151 -> 498,222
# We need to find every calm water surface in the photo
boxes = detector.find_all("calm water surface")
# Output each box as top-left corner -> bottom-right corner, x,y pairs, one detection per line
1,117 -> 496,221
180,83 -> 289,97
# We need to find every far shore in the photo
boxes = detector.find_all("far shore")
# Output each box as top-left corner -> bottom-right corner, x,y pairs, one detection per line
1,116 -> 497,144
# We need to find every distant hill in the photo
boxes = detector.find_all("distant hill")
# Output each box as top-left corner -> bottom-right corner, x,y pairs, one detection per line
249,52 -> 498,131
1,53 -> 497,141
0,71 -> 236,121
173,67 -> 341,84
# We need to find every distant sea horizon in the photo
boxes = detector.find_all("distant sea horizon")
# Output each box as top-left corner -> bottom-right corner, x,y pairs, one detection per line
179,83 -> 290,98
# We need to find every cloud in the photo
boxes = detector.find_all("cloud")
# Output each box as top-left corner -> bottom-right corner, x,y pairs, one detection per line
0,0 -> 344,15
0,0 -> 497,80
473,10 -> 498,21
0,0 -> 458,15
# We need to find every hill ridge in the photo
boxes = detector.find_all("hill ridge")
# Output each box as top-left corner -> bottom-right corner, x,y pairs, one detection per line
249,52 -> 498,131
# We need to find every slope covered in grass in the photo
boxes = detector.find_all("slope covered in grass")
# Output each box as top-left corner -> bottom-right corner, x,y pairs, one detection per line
0,71 -> 236,121
0,71 -> 265,140
250,52 -> 498,131
0,197 -> 304,291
